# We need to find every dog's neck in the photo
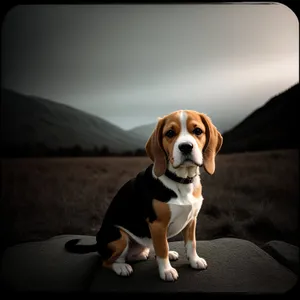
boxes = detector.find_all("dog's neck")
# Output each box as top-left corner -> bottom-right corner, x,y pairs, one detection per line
167,162 -> 200,179
164,169 -> 194,184
152,162 -> 200,185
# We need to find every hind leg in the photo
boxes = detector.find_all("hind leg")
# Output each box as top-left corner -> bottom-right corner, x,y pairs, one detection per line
102,229 -> 133,276
126,240 -> 150,262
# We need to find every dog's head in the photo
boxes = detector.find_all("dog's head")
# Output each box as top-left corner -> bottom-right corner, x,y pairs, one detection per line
145,110 -> 223,177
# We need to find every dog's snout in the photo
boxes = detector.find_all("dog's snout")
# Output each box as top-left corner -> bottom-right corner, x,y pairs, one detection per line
178,142 -> 193,154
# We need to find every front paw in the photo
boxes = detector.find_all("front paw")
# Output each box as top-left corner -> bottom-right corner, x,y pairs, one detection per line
159,267 -> 179,281
189,255 -> 207,270
156,256 -> 179,281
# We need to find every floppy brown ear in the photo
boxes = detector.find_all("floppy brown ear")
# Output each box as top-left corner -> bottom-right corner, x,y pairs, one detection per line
200,113 -> 223,175
145,117 -> 167,177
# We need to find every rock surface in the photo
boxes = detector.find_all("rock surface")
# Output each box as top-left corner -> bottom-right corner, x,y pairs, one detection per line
0,235 -> 298,294
262,240 -> 299,275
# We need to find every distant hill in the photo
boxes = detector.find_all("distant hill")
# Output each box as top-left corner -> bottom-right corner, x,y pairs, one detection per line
220,83 -> 299,154
1,89 -> 146,156
128,122 -> 156,144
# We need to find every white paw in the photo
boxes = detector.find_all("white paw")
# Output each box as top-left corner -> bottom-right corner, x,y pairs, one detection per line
159,267 -> 179,281
168,250 -> 179,261
136,253 -> 149,261
127,248 -> 150,261
138,248 -> 150,260
112,263 -> 133,276
189,255 -> 207,270
132,251 -> 149,261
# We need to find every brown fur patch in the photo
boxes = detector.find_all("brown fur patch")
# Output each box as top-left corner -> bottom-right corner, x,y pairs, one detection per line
199,113 -> 223,175
152,199 -> 172,224
147,199 -> 171,258
102,229 -> 129,268
145,118 -> 167,177
182,218 -> 197,245
193,185 -> 202,198
161,111 -> 182,164
186,111 -> 207,151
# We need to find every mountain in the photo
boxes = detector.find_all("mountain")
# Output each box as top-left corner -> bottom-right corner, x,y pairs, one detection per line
219,83 -> 299,154
128,122 -> 156,143
1,89 -> 146,155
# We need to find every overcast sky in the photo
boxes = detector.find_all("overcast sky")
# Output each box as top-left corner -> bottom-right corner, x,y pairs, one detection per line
1,3 -> 299,131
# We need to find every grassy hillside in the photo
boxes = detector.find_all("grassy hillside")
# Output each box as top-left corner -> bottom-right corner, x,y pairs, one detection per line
1,149 -> 298,253
1,89 -> 145,154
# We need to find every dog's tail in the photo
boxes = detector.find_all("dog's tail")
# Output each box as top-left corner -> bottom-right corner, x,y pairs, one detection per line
64,239 -> 98,254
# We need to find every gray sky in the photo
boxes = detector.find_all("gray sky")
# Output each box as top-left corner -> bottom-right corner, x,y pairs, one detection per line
1,3 -> 299,131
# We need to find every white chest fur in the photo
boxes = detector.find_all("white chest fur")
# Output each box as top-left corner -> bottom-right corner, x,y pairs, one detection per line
167,188 -> 203,239
159,174 -> 203,239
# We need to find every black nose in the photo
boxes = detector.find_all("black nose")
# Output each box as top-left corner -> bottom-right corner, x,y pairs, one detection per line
178,142 -> 193,154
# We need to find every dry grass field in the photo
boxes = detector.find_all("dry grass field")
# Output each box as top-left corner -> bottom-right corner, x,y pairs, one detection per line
0,149 -> 298,255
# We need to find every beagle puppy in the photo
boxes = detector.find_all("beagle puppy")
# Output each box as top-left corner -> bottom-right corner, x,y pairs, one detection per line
65,109 -> 223,281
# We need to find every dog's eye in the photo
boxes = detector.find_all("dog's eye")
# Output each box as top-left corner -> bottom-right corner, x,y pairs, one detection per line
193,128 -> 202,136
165,130 -> 176,138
